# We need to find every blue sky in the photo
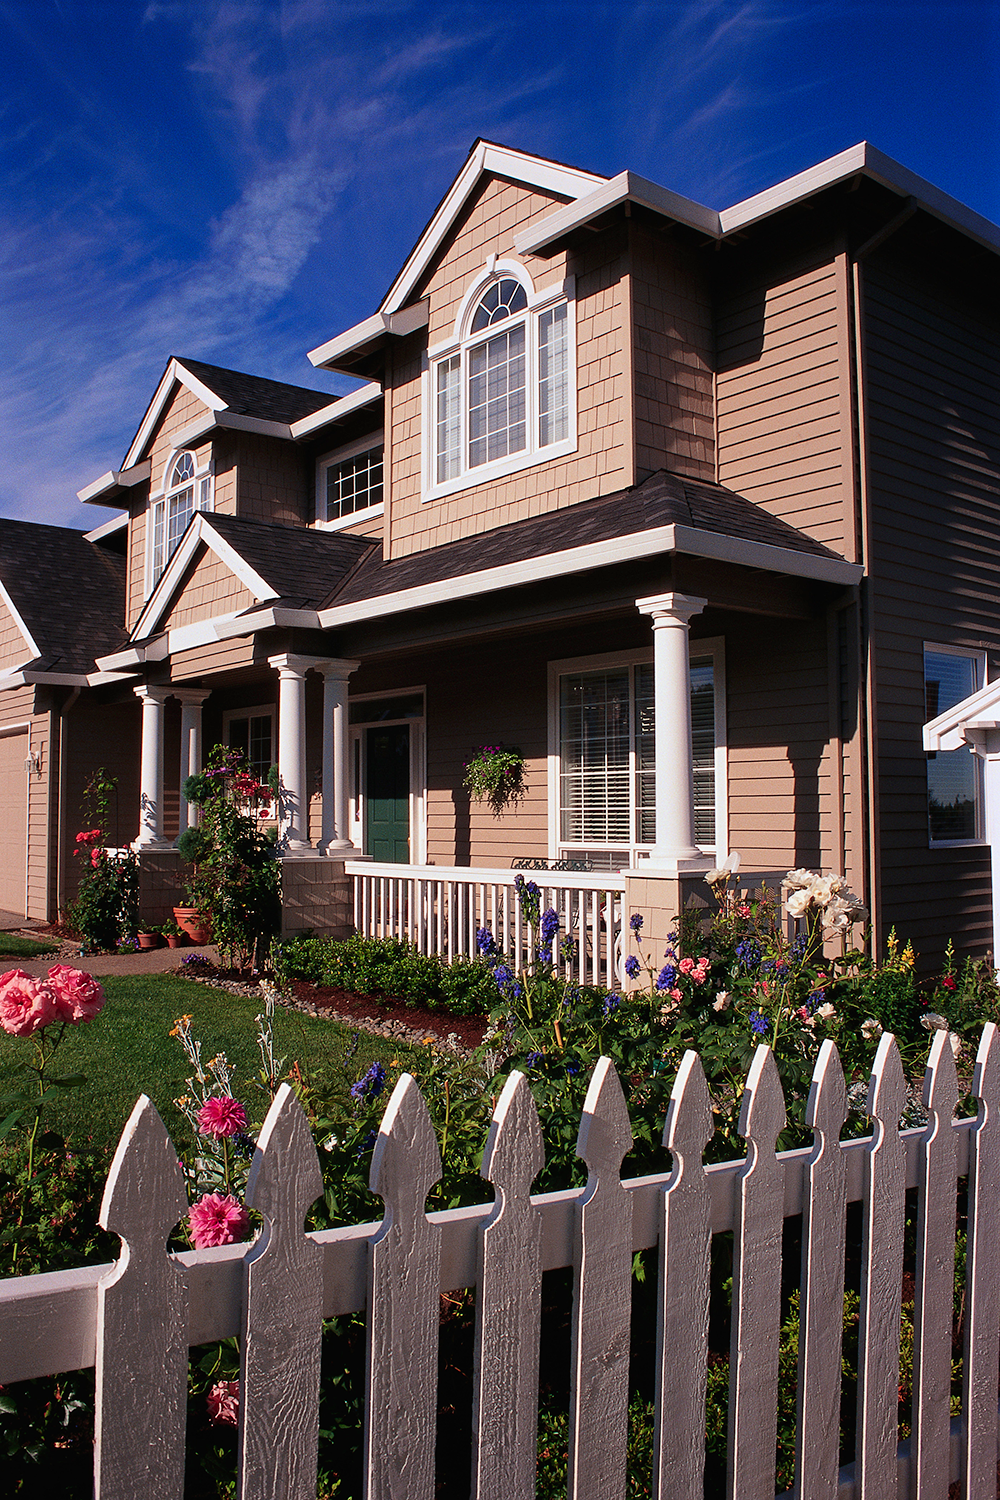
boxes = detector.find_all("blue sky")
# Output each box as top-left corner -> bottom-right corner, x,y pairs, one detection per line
2,0 -> 997,530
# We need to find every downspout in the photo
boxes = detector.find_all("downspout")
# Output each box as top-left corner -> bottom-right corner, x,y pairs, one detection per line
848,198 -> 918,952
55,687 -> 80,921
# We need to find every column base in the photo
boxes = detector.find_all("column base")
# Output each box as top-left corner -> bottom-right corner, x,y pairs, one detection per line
317,839 -> 360,857
636,851 -> 715,876
279,843 -> 317,860
132,837 -> 174,852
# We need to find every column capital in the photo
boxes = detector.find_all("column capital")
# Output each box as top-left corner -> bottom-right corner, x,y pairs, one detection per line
311,658 -> 361,682
268,652 -> 335,679
133,683 -> 171,703
636,592 -> 708,626
171,686 -> 211,705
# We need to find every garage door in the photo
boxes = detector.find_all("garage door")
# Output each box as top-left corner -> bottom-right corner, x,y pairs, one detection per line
0,731 -> 28,916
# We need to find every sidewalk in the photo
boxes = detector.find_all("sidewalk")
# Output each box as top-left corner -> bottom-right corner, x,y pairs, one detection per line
0,910 -> 218,980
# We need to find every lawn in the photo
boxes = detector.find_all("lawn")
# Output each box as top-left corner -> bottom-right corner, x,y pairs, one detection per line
0,971 -> 422,1155
0,933 -> 59,959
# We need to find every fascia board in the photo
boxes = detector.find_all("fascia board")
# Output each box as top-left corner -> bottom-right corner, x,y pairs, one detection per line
78,461 -> 152,506
379,142 -> 605,316
0,579 -> 40,658
95,637 -> 169,671
290,382 -> 383,439
199,521 -> 280,602
307,302 -> 430,374
209,607 -> 321,641
923,678 -> 1000,749
515,171 -> 720,256
173,410 -> 293,448
84,513 -> 129,543
123,359 -> 227,470
317,525 -> 860,629
720,141 -> 1000,253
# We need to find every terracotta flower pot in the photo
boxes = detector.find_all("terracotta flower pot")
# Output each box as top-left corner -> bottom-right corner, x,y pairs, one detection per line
165,934 -> 185,948
137,932 -> 161,949
173,907 -> 213,945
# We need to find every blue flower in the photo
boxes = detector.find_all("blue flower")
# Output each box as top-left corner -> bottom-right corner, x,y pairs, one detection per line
807,989 -> 825,1010
476,926 -> 498,957
630,913 -> 643,937
565,1061 -> 581,1076
356,1128 -> 378,1159
624,954 -> 641,979
736,938 -> 762,971
602,993 -> 621,1017
749,1010 -> 770,1038
525,1051 -> 543,1069
656,963 -> 678,991
350,1062 -> 388,1102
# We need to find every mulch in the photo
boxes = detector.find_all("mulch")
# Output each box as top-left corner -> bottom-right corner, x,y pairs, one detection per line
287,979 -> 490,1052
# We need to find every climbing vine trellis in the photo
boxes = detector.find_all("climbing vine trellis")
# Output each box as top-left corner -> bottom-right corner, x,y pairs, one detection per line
1,1026 -> 999,1499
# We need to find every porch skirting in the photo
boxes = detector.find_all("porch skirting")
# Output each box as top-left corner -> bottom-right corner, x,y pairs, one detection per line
131,848 -> 353,939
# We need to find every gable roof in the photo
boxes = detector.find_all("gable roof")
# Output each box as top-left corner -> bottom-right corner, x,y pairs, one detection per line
120,357 -> 340,471
311,140 -> 1000,375
0,521 -> 128,675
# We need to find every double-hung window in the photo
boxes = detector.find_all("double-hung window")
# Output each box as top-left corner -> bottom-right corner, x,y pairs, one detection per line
427,264 -> 576,499
149,450 -> 212,588
549,645 -> 726,869
924,644 -> 985,844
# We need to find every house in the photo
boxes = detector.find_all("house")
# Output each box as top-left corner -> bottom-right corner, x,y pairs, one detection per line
1,140 -> 997,972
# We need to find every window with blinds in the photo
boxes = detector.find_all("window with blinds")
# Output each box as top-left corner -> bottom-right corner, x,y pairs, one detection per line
558,655 -> 718,862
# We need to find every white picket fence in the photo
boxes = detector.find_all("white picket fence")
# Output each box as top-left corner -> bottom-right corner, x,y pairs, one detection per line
2,1028 -> 1000,1499
347,860 -> 626,988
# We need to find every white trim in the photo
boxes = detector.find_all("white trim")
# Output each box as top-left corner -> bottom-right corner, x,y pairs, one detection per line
123,359 -> 228,471
0,579 -> 40,660
83,513 -> 128,543
0,721 -> 29,738
146,448 -> 214,599
515,141 -> 1000,261
0,669 -> 136,688
290,382 -> 383,439
78,461 -> 151,507
319,522 -> 861,630
546,640 -> 726,862
222,703 -> 277,787
210,607 -> 322,641
171,410 -> 294,447
307,302 -> 430,372
348,686 -> 427,865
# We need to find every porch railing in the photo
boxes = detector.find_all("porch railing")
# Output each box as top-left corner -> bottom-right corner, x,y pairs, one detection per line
346,860 -> 627,989
2,1028 -> 998,1497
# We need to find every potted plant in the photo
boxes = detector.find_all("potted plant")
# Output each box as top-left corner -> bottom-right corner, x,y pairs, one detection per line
162,917 -> 186,949
136,923 -> 162,949
463,743 -> 526,816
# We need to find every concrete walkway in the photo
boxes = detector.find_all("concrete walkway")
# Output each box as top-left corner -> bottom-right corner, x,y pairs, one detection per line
0,909 -> 219,980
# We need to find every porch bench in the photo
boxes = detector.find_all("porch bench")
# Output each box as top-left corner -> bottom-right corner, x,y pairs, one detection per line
511,856 -> 594,872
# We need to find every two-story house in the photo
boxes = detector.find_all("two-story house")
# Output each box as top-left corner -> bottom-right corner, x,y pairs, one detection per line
1,140 -> 997,971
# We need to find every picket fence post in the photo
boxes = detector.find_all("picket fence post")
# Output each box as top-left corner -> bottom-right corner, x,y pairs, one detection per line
365,1073 -> 443,1500
856,1032 -> 907,1499
795,1039 -> 848,1500
962,1020 -> 1000,1499
471,1070 -> 544,1500
238,1083 -> 325,1500
94,1094 -> 189,1500
568,1055 -> 634,1500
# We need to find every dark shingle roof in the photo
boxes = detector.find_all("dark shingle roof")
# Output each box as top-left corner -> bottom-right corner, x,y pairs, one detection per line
322,469 -> 849,608
0,522 -> 128,672
201,514 -> 376,610
175,358 -> 336,424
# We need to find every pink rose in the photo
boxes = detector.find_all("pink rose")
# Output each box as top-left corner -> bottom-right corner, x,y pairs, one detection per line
0,971 -> 60,1037
679,956 -> 695,975
206,1379 -> 239,1426
196,1096 -> 248,1138
188,1193 -> 250,1248
47,965 -> 106,1024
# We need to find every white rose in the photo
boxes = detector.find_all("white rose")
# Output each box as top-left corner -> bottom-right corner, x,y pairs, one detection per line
786,889 -> 813,918
811,875 -> 839,907
712,992 -> 730,1012
783,868 -> 817,892
861,1017 -> 883,1040
816,1002 -> 836,1021
704,868 -> 726,886
950,1034 -> 963,1058
920,1012 -> 949,1031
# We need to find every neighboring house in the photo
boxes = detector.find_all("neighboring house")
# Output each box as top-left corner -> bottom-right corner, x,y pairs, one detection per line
1,140 -> 997,972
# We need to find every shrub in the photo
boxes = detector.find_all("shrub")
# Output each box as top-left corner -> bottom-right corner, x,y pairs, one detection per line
66,769 -> 138,952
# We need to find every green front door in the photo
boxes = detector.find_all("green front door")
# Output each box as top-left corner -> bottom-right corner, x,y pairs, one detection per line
365,725 -> 410,862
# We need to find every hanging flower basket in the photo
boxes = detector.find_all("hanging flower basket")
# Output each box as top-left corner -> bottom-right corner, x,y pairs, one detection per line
463,744 -> 526,816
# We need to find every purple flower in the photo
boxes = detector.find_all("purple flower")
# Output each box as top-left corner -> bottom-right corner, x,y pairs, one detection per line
656,963 -> 678,991
749,1010 -> 770,1038
624,954 -> 641,979
602,993 -> 621,1017
350,1062 -> 388,1102
629,913 -> 643,937
476,926 -> 498,957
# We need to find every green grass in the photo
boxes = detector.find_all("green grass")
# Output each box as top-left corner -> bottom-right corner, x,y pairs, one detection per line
0,972 -> 422,1154
0,933 -> 59,958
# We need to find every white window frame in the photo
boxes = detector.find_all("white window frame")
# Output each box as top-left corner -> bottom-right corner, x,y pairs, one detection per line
314,430 -> 385,530
547,640 -> 727,865
422,259 -> 577,504
222,704 -> 276,790
147,447 -> 213,594
924,641 -> 987,848
347,687 -> 427,864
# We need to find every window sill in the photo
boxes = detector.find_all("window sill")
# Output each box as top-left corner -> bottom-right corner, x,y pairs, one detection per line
422,436 -> 577,504
314,504 -> 384,532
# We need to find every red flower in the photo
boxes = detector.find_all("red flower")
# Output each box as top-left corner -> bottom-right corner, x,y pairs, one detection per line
941,974 -> 956,990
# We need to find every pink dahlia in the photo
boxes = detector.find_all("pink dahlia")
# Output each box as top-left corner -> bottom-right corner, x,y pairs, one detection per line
206,1379 -> 240,1426
47,965 -> 106,1024
0,971 -> 60,1037
188,1192 -> 250,1249
196,1095 -> 247,1138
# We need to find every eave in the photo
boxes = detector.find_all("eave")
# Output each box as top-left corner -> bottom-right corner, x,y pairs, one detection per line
78,461 -> 151,509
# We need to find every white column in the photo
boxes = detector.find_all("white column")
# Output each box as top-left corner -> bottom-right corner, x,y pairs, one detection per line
268,654 -> 316,855
315,658 -> 361,854
173,688 -> 211,835
636,591 -> 709,870
133,686 -> 171,848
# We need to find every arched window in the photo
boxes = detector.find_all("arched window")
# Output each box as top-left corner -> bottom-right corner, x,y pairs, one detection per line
429,265 -> 575,494
149,449 -> 213,586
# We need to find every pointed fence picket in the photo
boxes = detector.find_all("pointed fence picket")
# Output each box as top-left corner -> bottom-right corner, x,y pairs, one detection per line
4,1034 -> 1000,1499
